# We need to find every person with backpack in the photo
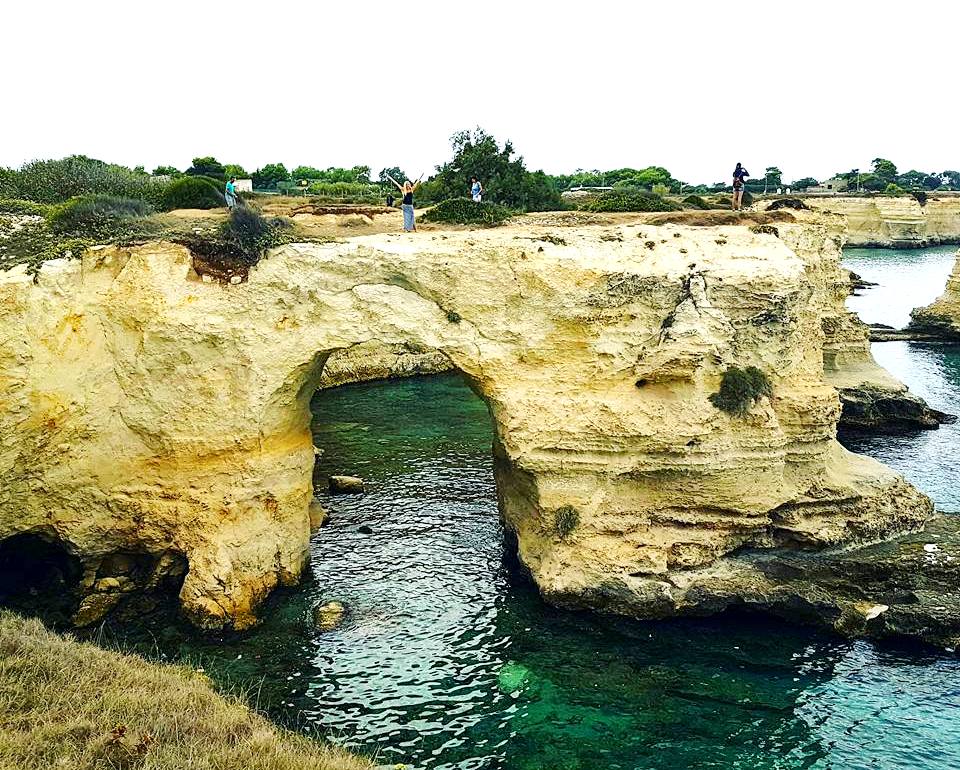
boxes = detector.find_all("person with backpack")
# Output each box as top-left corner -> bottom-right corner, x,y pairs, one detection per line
732,163 -> 749,210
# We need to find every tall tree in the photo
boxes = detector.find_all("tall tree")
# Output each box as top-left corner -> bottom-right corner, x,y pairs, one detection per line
764,166 -> 782,193
251,163 -> 290,190
431,128 -> 561,211
186,157 -> 226,179
378,167 -> 409,186
872,158 -> 898,184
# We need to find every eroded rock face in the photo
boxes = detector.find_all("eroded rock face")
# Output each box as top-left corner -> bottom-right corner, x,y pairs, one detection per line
803,196 -> 960,248
910,248 -> 960,338
0,224 -> 933,630
803,213 -> 951,429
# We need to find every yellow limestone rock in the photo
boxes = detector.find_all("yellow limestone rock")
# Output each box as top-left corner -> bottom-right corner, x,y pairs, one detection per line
910,248 -> 960,338
0,223 -> 932,628
804,195 -> 960,248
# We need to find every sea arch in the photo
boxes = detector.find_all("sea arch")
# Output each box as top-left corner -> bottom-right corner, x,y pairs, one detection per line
0,225 -> 931,629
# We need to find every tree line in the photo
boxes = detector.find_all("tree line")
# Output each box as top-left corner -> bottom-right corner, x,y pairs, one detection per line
5,134 -> 959,217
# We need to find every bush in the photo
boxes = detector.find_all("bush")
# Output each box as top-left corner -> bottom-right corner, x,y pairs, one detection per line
553,505 -> 579,540
740,190 -> 754,208
1,156 -> 164,205
422,198 -> 513,226
884,183 -> 905,195
766,198 -> 810,211
48,195 -> 154,236
159,176 -> 224,211
0,198 -> 48,216
709,366 -> 772,416
581,190 -> 682,213
682,194 -> 710,210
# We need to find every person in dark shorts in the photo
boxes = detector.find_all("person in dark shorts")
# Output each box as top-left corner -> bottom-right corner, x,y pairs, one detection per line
732,163 -> 749,210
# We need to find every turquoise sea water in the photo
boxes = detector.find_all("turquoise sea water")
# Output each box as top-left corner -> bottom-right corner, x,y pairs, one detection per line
841,246 -> 960,512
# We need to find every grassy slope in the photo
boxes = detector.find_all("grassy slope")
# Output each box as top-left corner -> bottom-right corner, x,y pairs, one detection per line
0,611 -> 372,770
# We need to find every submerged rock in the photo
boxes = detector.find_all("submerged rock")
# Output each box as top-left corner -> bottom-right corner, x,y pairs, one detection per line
312,600 -> 346,631
329,475 -> 364,494
308,499 -> 329,529
497,661 -> 533,694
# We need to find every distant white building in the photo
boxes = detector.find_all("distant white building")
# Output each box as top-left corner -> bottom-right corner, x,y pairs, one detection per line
806,176 -> 849,194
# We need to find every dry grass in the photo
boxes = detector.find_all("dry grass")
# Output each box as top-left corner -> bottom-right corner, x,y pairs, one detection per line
0,611 -> 373,770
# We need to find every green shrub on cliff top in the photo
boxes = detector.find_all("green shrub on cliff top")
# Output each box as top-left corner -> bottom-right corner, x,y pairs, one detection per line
709,366 -> 772,416
580,190 -> 682,213
0,199 -> 49,216
0,156 -> 163,205
159,176 -> 224,211
422,198 -> 513,227
48,195 -> 154,236
682,194 -> 710,210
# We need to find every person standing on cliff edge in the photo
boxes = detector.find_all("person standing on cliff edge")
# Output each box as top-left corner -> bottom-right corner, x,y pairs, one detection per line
386,173 -> 422,232
225,177 -> 238,210
732,163 -> 749,211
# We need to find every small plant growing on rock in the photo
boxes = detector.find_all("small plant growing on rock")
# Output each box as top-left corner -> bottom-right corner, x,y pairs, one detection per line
553,505 -> 580,540
709,366 -> 772,417
751,224 -> 779,237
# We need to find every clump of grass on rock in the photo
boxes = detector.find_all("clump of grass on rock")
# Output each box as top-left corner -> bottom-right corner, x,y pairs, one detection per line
176,204 -> 294,279
0,610 -> 371,770
709,366 -> 773,416
580,190 -> 681,213
554,505 -> 580,540
423,198 -> 513,227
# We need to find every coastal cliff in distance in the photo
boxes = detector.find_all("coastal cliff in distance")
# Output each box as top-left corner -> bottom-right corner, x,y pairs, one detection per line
909,248 -> 960,338
3,219 -> 958,643
802,195 -> 960,248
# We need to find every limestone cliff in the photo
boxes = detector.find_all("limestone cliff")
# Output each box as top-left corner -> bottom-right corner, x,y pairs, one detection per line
0,224 -> 933,631
802,195 -> 960,248
909,248 -> 960,338
778,208 -> 950,429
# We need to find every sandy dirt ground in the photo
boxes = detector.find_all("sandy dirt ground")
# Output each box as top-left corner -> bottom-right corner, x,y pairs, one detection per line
162,198 -> 793,241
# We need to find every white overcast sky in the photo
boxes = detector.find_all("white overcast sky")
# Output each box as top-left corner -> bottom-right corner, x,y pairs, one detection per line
4,1 -> 958,185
